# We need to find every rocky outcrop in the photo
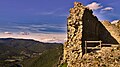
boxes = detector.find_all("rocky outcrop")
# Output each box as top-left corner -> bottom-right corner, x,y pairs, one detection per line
102,21 -> 120,44
63,2 -> 120,67
111,20 -> 120,29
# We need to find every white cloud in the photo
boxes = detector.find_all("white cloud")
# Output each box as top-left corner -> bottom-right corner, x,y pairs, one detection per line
0,24 -> 66,34
101,7 -> 113,11
100,7 -> 113,14
57,13 -> 69,17
0,33 -> 67,43
4,32 -> 12,34
86,2 -> 103,10
30,24 -> 66,31
35,8 -> 63,15
111,20 -> 119,24
33,8 -> 68,17
14,26 -> 30,29
38,11 -> 54,15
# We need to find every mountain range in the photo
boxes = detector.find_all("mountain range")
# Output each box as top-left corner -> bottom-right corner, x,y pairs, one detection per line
0,38 -> 63,67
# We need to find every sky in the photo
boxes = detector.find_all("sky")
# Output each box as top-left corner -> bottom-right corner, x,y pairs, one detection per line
0,0 -> 120,43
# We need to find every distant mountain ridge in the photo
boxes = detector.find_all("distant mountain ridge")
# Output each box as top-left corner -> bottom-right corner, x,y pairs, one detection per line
0,38 -> 63,67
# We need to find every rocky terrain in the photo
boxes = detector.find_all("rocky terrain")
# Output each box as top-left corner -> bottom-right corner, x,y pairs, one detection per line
102,21 -> 120,43
61,45 -> 120,67
62,2 -> 120,67
111,20 -> 120,29
75,45 -> 120,67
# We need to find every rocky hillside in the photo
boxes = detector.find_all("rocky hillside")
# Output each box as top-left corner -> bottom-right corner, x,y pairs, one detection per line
102,21 -> 120,43
111,20 -> 120,29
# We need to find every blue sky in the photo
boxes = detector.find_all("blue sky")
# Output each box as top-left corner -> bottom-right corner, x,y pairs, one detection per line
0,0 -> 120,33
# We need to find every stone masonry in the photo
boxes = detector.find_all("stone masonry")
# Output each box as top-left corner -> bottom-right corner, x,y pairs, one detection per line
64,2 -> 120,67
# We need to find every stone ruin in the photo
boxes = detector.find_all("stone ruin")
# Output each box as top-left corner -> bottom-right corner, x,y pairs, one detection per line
63,2 -> 120,67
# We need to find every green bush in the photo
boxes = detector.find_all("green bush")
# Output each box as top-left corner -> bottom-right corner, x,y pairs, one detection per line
60,63 -> 67,67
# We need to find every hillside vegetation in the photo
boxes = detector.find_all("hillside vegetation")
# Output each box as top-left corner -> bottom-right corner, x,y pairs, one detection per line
0,38 -> 63,67
22,45 -> 63,67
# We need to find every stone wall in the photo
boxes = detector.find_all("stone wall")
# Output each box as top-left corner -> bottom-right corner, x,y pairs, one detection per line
64,2 -> 120,67
64,2 -> 84,67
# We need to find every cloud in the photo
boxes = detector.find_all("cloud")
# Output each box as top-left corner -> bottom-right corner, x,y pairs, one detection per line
37,11 -> 54,15
101,7 -> 113,11
34,8 -> 68,17
19,32 -> 29,35
14,26 -> 30,29
0,33 -> 67,43
86,2 -> 103,10
4,32 -> 12,34
30,24 -> 66,32
57,14 -> 68,17
100,7 -> 113,14
0,24 -> 66,34
34,8 -> 62,15
111,20 -> 119,24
